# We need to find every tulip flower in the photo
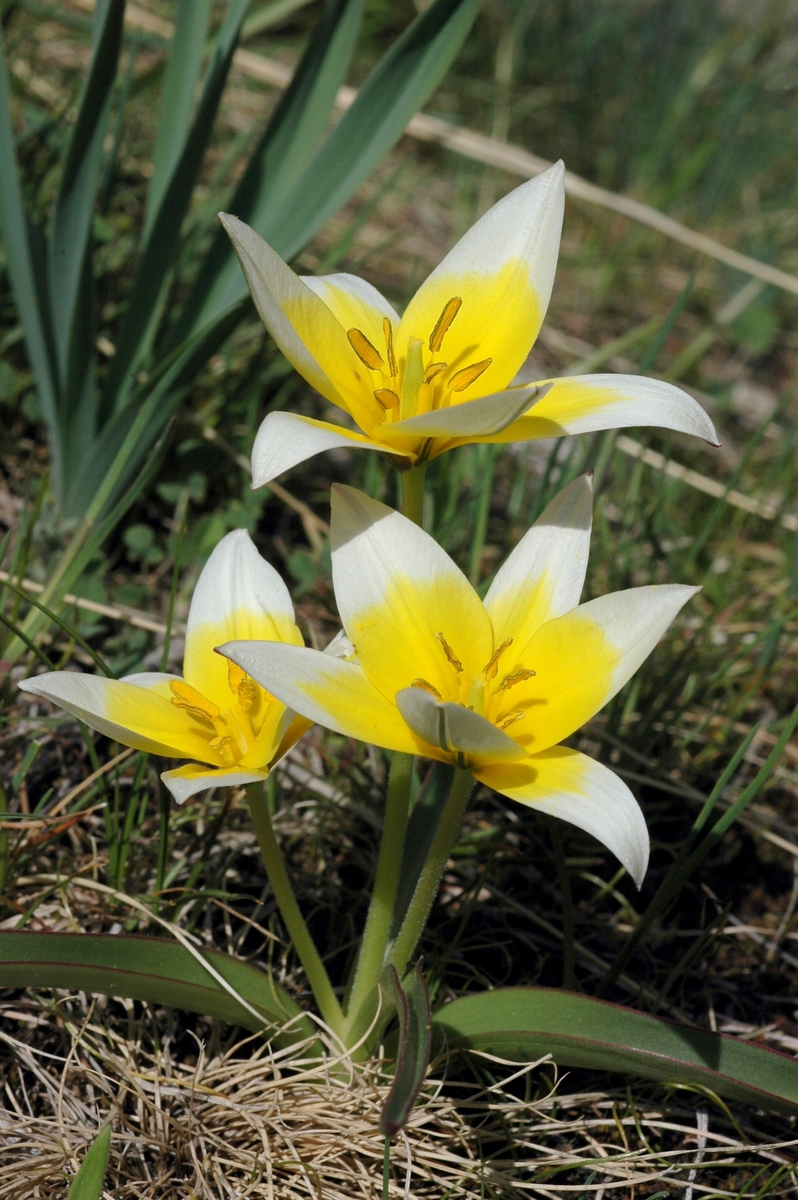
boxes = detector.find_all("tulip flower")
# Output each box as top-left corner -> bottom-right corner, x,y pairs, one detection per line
222,480 -> 698,886
19,531 -> 309,803
219,162 -> 717,490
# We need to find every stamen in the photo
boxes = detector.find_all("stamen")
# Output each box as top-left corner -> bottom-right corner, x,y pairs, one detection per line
423,361 -> 447,384
499,668 -> 536,690
449,358 -> 492,393
227,660 -> 246,695
429,297 -> 462,353
383,318 -> 398,377
169,680 -> 220,724
347,328 -> 384,370
209,734 -> 234,750
374,388 -> 400,410
436,632 -> 463,673
411,677 -> 443,700
237,679 -> 257,711
483,637 -> 513,681
498,710 -> 525,730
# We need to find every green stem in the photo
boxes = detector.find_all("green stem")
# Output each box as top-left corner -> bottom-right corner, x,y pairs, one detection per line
345,752 -> 414,1032
401,465 -> 427,527
388,767 -> 474,974
246,782 -> 344,1035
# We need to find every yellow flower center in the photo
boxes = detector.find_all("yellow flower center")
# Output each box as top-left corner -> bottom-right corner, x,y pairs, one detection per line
346,297 -> 493,424
169,662 -> 268,766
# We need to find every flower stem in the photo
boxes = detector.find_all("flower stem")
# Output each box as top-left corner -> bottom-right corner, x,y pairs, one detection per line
246,782 -> 344,1035
344,752 -> 414,1034
388,767 -> 474,974
401,465 -> 427,527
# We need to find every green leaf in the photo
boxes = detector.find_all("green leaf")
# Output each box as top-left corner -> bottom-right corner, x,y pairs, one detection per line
267,0 -> 480,261
0,931 -> 314,1044
66,1125 -> 111,1200
176,0 -> 365,341
380,962 -> 432,1136
145,0 -> 214,238
391,762 -> 453,940
433,988 -> 798,1116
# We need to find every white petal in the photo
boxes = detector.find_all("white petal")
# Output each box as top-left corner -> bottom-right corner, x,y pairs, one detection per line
251,411 -> 390,488
383,384 -> 551,440
477,746 -> 649,887
219,213 -> 345,407
184,529 -> 300,701
395,687 -> 526,765
503,374 -> 720,445
161,763 -> 269,805
219,640 -> 419,755
484,473 -> 593,652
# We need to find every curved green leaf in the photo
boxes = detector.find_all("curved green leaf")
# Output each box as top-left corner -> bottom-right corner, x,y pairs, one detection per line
0,931 -> 313,1045
67,1125 -> 111,1200
379,962 -> 432,1135
433,987 -> 798,1116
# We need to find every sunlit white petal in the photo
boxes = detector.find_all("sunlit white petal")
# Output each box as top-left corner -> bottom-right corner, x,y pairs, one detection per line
161,763 -> 269,805
251,411 -> 392,488
383,384 -> 550,441
396,687 -> 526,764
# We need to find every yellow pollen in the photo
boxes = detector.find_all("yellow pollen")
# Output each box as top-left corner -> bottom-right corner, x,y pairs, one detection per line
227,660 -> 246,694
499,710 -> 525,730
499,667 -> 536,691
483,638 -> 513,681
423,361 -> 447,384
209,734 -> 234,750
449,358 -> 492,393
411,677 -> 442,700
383,318 -> 398,377
429,297 -> 462,353
347,327 -> 384,370
374,387 -> 400,410
237,679 -> 257,711
169,680 -> 220,724
436,632 -> 463,673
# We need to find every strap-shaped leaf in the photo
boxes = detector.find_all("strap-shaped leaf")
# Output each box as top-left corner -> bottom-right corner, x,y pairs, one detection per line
380,963 -> 432,1135
66,1125 -> 111,1200
433,987 -> 798,1116
174,0 -> 365,342
266,0 -> 480,261
0,931 -> 312,1044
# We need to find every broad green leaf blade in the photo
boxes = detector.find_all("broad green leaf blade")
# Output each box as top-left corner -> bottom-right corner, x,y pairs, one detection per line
145,0 -> 214,238
433,988 -> 798,1116
0,931 -> 313,1043
267,0 -> 480,261
380,963 -> 432,1136
0,30 -> 60,470
48,0 -> 124,399
102,0 -> 250,417
176,0 -> 365,341
66,1125 -> 111,1200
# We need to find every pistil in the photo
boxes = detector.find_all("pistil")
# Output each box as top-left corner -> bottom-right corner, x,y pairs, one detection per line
401,338 -> 425,419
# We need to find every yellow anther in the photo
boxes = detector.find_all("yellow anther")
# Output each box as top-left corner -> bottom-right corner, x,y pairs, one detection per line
483,637 -> 513,681
429,297 -> 462,353
383,317 -> 398,377
499,667 -> 536,691
227,659 -> 246,695
423,361 -> 447,384
449,358 -> 492,393
209,734 -> 234,750
169,680 -> 220,724
347,327 -> 384,370
374,388 -> 400,410
237,679 -> 257,711
498,710 -> 525,730
436,632 -> 463,673
411,677 -> 443,700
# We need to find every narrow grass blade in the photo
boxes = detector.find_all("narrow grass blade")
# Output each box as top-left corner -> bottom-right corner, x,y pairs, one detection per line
176,0 -> 365,340
380,962 -> 432,1135
242,0 -> 317,40
145,0 -> 214,238
434,988 -> 798,1116
266,0 -> 480,261
66,1125 -> 111,1200
0,931 -> 312,1041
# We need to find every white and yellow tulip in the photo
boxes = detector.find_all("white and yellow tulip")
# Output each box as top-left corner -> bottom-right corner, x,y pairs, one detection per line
222,481 -> 699,885
19,530 -> 308,803
219,161 -> 718,486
